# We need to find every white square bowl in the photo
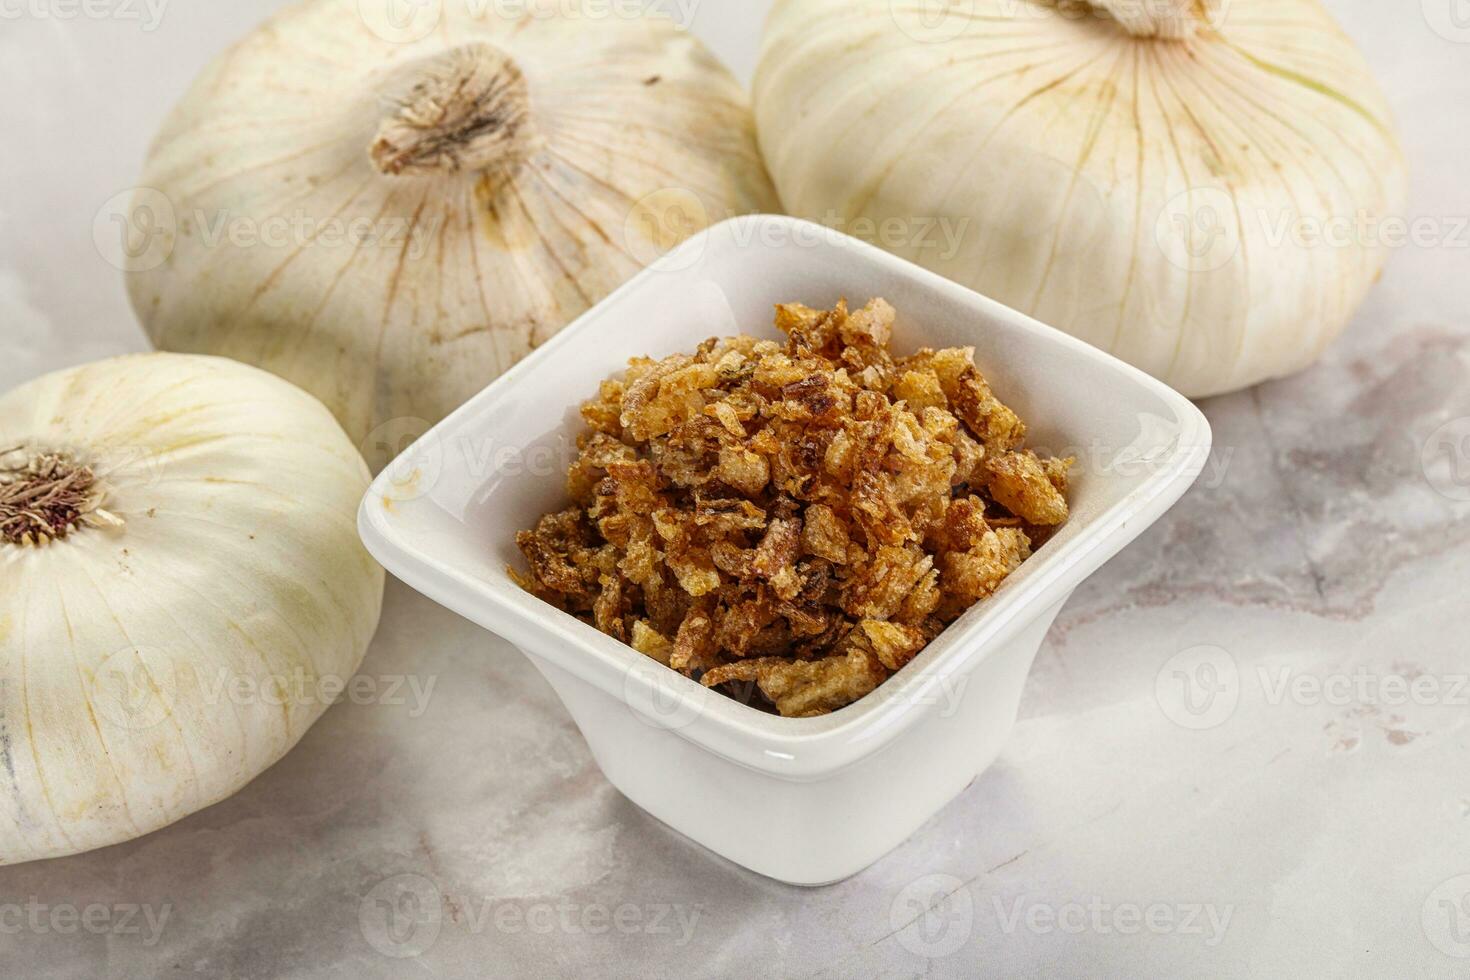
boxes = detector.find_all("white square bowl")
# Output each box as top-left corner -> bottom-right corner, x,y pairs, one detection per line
358,215 -> 1211,886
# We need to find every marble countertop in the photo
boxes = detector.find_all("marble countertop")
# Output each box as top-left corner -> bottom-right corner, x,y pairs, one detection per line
2,2 -> 1467,977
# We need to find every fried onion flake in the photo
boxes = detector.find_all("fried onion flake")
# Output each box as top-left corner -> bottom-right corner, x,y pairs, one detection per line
513,299 -> 1072,717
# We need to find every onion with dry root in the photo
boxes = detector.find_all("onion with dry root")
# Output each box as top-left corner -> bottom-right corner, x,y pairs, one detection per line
754,0 -> 1407,397
0,354 -> 384,864
127,0 -> 779,460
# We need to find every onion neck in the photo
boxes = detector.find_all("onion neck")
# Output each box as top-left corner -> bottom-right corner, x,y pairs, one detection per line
370,42 -> 538,180
0,447 -> 121,547
1080,0 -> 1219,39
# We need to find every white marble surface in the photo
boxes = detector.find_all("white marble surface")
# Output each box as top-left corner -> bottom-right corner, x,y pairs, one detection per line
2,2 -> 1468,977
